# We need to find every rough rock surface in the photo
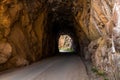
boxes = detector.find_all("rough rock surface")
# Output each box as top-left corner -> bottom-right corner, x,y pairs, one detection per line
58,35 -> 73,50
0,0 -> 48,70
0,42 -> 12,64
87,0 -> 120,79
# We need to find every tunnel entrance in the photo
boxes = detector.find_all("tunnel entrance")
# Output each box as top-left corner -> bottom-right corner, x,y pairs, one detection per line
44,0 -> 88,58
58,34 -> 74,53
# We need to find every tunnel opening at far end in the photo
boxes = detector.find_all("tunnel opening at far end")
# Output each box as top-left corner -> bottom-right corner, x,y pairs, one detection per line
58,34 -> 75,53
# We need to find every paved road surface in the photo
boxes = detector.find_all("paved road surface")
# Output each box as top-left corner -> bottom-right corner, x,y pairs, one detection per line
0,55 -> 89,80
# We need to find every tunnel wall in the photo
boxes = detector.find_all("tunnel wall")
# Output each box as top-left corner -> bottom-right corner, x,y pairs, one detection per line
88,0 -> 120,79
0,0 -> 50,71
74,0 -> 120,79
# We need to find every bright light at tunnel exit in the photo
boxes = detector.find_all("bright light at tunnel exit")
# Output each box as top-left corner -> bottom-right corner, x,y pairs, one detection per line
58,35 -> 74,53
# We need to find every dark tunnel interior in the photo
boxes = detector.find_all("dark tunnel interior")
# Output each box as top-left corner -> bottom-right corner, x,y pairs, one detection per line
44,3 -> 81,57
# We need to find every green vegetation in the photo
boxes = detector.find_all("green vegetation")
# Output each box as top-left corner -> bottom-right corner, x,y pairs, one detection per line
91,66 -> 109,80
59,47 -> 74,52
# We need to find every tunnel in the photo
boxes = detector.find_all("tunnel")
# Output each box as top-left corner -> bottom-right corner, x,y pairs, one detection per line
41,1 -> 89,58
1,1 -> 119,79
0,0 -> 91,71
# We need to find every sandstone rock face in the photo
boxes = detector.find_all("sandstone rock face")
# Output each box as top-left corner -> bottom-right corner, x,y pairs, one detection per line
85,0 -> 120,79
71,0 -> 120,79
0,0 -> 48,70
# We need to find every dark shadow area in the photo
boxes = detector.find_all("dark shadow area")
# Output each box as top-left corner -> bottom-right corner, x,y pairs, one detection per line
58,52 -> 77,57
44,1 -> 89,58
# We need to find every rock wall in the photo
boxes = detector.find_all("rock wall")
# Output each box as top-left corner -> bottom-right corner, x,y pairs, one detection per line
79,0 -> 120,79
72,0 -> 120,79
0,0 -> 50,71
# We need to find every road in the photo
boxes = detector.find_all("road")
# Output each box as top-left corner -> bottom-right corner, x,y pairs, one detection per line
0,55 -> 89,80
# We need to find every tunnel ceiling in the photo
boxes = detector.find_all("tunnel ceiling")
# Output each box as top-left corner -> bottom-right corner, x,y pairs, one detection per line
47,0 -> 75,33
